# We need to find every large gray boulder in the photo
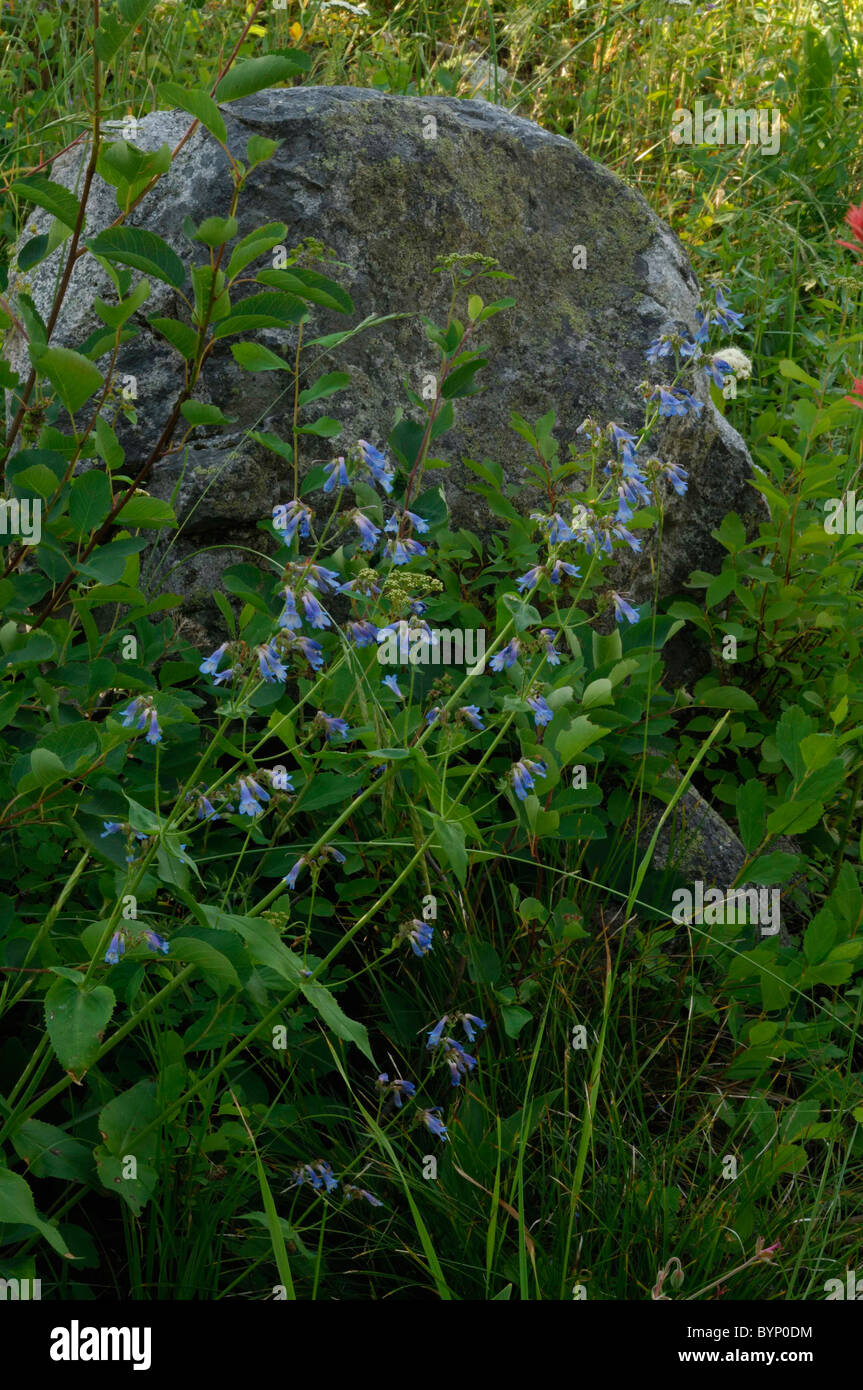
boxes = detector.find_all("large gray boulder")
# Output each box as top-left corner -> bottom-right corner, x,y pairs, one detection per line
6,87 -> 761,636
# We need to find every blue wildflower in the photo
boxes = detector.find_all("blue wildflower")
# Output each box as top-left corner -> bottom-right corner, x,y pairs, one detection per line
386,535 -> 426,564
344,1184 -> 383,1207
646,334 -> 673,363
511,757 -> 548,801
608,424 -> 639,470
443,1038 -> 477,1086
101,821 -> 124,837
459,1013 -> 487,1043
540,628 -> 561,666
304,564 -> 342,594
714,286 -> 744,332
382,673 -> 403,698
550,560 -> 580,584
256,642 -> 288,683
144,930 -> 169,955
516,565 -> 544,592
460,705 -> 485,731
418,1108 -> 448,1142
427,1016 -> 448,1050
352,510 -> 380,551
527,693 -> 554,728
238,776 -> 271,816
612,591 -> 640,625
316,710 -> 349,740
323,456 -> 349,494
200,641 -> 229,676
489,637 -> 520,672
401,919 -> 433,957
293,1160 -> 339,1193
292,634 -> 324,670
652,386 -> 689,417
377,1074 -> 417,1108
279,588 -> 302,631
273,500 -> 312,542
403,508 -> 430,535
105,930 -> 125,966
347,619 -> 379,647
661,460 -> 689,496
285,856 -> 307,890
301,590 -> 332,629
358,440 -> 395,493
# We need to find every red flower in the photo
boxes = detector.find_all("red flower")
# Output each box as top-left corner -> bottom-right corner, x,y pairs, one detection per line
838,198 -> 863,254
846,377 -> 863,410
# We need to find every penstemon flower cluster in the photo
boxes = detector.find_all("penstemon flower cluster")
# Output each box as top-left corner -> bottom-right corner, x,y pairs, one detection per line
99,277 -> 745,1208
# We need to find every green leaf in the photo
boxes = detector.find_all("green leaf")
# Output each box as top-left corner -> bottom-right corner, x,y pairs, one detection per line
257,266 -> 353,315
94,13 -> 129,61
93,277 -> 150,328
296,416 -> 341,437
17,234 -> 51,272
231,341 -> 289,372
736,778 -> 766,853
44,977 -> 115,1080
77,536 -> 149,584
114,495 -> 177,528
501,592 -> 541,631
0,1168 -> 74,1259
500,1005 -> 532,1039
12,1120 -> 92,1183
119,0 -> 157,23
766,799 -> 824,837
210,290 -> 305,338
95,1080 -> 158,1215
157,82 -> 227,145
695,685 -> 758,711
12,463 -> 60,497
582,677 -> 613,709
778,358 -> 822,390
148,316 -> 198,360
193,215 -> 238,248
69,470 -> 113,533
226,222 -> 287,279
246,134 -> 280,168
88,226 -> 185,288
11,174 -> 80,230
431,814 -> 467,886
297,371 -> 351,406
555,715 -> 607,763
36,347 -> 104,414
442,357 -> 488,399
300,979 -> 375,1063
40,720 -> 101,771
180,400 -> 235,427
804,909 -> 838,966
168,936 -> 241,994
29,747 -> 66,788
214,55 -> 301,103
204,908 -> 305,986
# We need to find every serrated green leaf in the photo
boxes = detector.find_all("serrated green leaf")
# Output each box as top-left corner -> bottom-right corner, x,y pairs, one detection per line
36,347 -> 104,414
214,55 -> 300,103
11,174 -> 80,230
69,469 -> 112,532
88,226 -> 185,288
157,82 -> 227,145
0,1168 -> 74,1259
44,977 -> 115,1080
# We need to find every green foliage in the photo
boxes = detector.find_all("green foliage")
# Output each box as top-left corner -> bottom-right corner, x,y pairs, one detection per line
0,0 -> 861,1308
